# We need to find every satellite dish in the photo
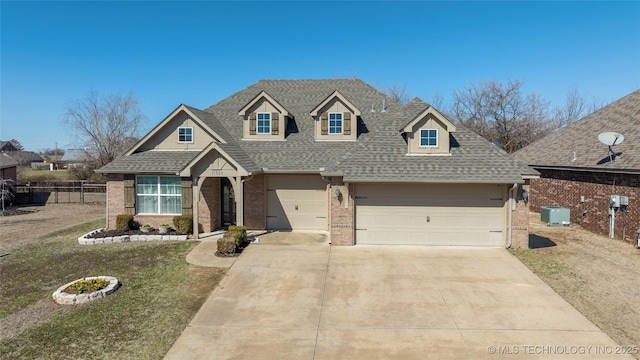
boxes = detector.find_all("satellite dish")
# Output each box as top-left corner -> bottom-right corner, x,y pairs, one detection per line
598,132 -> 625,162
598,132 -> 624,146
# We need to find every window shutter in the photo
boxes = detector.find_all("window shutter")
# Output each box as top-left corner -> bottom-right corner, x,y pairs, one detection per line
321,112 -> 328,135
249,112 -> 257,135
124,174 -> 135,215
181,178 -> 193,215
343,112 -> 351,135
271,112 -> 279,135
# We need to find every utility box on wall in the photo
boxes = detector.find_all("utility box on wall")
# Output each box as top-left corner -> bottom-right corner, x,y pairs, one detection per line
541,206 -> 570,226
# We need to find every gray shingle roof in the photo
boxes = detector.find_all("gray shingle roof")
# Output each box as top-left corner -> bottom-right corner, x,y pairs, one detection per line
204,79 -> 526,183
100,79 -> 529,183
96,151 -> 200,174
513,90 -> 640,172
0,154 -> 19,169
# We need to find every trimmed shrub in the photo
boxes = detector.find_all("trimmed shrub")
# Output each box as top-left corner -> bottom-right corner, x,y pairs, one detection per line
227,225 -> 247,246
217,235 -> 236,255
116,214 -> 134,231
173,215 -> 193,234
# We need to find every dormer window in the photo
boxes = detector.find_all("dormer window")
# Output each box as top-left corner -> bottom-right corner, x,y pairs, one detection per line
329,113 -> 343,134
420,129 -> 437,147
239,91 -> 289,141
400,102 -> 456,156
178,127 -> 193,143
257,113 -> 271,134
311,90 -> 360,141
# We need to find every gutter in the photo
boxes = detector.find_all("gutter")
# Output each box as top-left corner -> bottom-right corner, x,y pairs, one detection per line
531,165 -> 640,176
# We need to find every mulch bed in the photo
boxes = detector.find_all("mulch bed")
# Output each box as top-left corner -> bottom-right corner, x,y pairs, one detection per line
0,208 -> 39,216
86,229 -> 186,238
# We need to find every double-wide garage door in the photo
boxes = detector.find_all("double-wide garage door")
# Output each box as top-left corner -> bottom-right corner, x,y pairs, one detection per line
355,183 -> 505,246
266,175 -> 328,230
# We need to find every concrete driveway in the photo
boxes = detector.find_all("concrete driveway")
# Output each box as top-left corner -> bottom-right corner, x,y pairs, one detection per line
165,234 -> 631,360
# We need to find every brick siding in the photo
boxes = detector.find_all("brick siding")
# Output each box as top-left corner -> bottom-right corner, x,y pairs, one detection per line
511,182 -> 531,248
329,177 -> 354,246
197,177 -> 220,233
106,174 -> 124,229
531,169 -> 640,244
244,173 -> 265,230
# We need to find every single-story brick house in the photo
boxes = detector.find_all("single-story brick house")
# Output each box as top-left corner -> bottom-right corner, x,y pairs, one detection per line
97,79 -> 535,247
513,90 -> 640,244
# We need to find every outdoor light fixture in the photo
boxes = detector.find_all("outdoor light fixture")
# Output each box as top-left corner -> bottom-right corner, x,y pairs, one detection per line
521,188 -> 528,204
335,187 -> 341,199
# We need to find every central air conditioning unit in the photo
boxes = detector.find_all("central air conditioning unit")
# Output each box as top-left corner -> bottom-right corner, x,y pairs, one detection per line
540,206 -> 571,226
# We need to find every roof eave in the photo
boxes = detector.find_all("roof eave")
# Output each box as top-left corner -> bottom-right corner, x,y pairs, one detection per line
530,165 -> 640,175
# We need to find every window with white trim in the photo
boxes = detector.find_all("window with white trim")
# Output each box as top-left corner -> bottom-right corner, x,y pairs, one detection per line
178,127 -> 193,143
420,129 -> 438,147
329,113 -> 343,134
257,113 -> 271,134
136,176 -> 182,214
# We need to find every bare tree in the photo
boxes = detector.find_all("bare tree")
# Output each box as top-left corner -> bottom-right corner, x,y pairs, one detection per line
382,83 -> 412,105
451,80 -> 553,153
64,91 -> 145,166
552,87 -> 587,128
8,139 -> 24,151
0,178 -> 16,213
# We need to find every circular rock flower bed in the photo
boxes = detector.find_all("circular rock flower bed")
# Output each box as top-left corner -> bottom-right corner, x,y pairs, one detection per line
52,276 -> 120,305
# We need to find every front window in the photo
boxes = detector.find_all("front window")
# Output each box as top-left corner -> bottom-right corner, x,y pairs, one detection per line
420,129 -> 438,147
257,113 -> 271,134
136,176 -> 182,214
178,127 -> 193,143
329,113 -> 342,134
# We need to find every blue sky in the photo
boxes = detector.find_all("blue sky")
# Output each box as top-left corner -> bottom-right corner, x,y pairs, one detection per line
2,1 -> 639,152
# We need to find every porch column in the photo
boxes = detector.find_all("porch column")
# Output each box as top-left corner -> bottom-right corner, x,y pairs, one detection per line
234,176 -> 244,226
192,177 -> 201,239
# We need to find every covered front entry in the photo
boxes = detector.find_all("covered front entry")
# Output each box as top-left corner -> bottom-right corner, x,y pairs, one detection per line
266,174 -> 328,230
355,183 -> 506,246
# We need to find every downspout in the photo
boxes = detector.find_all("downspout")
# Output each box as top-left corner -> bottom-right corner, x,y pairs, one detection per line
506,183 -> 518,249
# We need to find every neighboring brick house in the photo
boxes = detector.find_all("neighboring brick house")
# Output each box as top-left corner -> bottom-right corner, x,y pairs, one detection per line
97,79 -> 535,247
514,90 -> 640,245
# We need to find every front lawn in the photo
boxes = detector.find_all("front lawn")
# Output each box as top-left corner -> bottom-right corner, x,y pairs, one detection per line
0,219 -> 225,359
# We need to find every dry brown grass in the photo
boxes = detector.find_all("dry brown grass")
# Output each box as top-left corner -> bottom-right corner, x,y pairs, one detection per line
512,213 -> 640,358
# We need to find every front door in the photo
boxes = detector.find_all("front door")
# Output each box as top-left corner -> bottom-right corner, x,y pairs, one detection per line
221,177 -> 235,228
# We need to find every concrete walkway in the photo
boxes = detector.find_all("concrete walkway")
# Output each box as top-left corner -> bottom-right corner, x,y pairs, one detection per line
167,238 -> 631,359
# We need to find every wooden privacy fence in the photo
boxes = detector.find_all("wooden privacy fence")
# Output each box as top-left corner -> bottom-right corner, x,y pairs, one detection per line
15,182 -> 106,204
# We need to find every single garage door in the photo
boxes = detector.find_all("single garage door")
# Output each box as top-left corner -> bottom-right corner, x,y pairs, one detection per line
266,175 -> 328,230
355,183 -> 505,246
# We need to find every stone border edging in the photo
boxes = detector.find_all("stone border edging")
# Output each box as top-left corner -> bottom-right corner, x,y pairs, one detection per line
52,276 -> 120,305
78,229 -> 188,245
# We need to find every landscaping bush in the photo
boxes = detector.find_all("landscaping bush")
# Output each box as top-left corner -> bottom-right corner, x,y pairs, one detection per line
115,214 -> 134,231
217,235 -> 236,255
173,215 -> 193,234
227,225 -> 247,246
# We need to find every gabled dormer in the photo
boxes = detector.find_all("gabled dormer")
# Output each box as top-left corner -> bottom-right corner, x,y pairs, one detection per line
400,101 -> 456,156
127,104 -> 224,154
310,90 -> 361,141
238,91 -> 289,141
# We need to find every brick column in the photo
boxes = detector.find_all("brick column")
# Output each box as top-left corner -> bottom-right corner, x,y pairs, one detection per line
244,174 -> 265,230
197,177 -> 220,233
330,177 -> 354,246
511,182 -> 531,248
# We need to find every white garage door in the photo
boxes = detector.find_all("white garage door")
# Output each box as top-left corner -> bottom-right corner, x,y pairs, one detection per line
266,175 -> 328,230
355,183 -> 505,246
